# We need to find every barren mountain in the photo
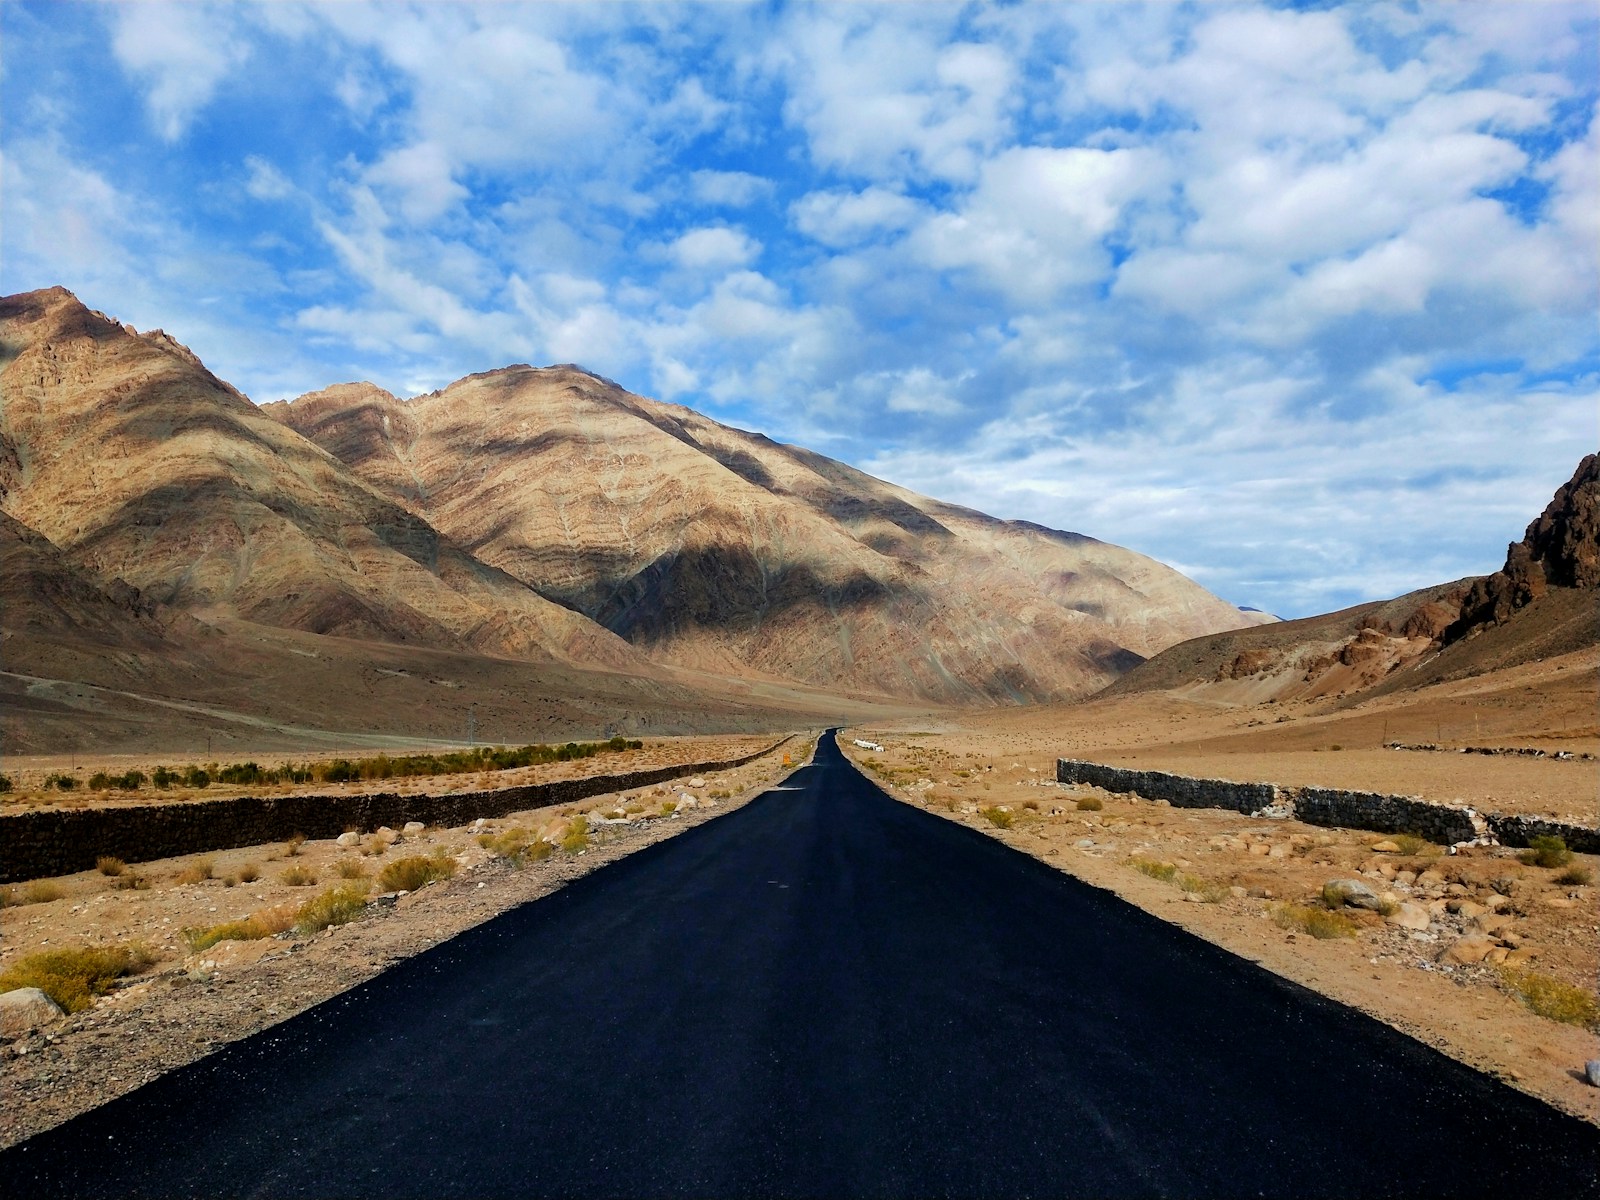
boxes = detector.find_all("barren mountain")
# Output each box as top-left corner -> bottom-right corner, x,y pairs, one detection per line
269,365 -> 1261,703
0,288 -> 641,672
1105,453 -> 1599,705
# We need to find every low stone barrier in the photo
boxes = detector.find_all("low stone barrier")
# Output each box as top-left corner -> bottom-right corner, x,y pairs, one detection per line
1054,760 -> 1277,815
0,738 -> 793,884
1056,758 -> 1598,854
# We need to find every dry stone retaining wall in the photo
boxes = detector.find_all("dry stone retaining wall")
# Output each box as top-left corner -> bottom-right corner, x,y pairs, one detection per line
0,739 -> 792,884
1056,758 -> 1598,854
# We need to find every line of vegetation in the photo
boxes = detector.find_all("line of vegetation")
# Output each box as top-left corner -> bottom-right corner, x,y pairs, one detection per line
1271,902 -> 1360,939
1127,857 -> 1230,903
1497,967 -> 1600,1029
25,737 -> 646,793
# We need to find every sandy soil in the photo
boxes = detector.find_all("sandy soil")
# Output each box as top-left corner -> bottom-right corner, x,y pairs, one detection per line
838,709 -> 1600,1127
0,736 -> 815,1149
0,733 -> 779,811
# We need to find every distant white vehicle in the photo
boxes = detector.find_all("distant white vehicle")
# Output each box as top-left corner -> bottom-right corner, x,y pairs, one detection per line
853,739 -> 885,752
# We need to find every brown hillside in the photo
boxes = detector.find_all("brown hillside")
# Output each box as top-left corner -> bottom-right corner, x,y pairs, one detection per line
270,365 -> 1260,703
0,288 -> 642,672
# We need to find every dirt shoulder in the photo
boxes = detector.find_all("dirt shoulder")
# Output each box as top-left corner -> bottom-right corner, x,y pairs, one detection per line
839,731 -> 1600,1127
0,735 -> 815,1149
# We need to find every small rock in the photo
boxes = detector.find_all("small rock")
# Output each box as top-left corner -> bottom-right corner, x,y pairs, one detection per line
1485,947 -> 1509,965
1585,1060 -> 1600,1088
1229,886 -> 1248,899
1441,935 -> 1496,965
0,988 -> 65,1038
688,777 -> 706,788
1394,870 -> 1416,887
1385,902 -> 1430,930
1473,913 -> 1514,936
1544,897 -> 1576,909
1448,899 -> 1487,919
1417,870 -> 1447,888
1371,839 -> 1402,853
1324,878 -> 1385,910
1483,893 -> 1512,912
1503,947 -> 1538,966
335,832 -> 362,849
402,822 -> 425,835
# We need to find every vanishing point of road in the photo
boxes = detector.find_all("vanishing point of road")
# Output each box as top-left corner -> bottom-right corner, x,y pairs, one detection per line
5,731 -> 1595,1198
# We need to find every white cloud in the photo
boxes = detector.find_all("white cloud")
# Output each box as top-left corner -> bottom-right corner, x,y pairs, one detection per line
366,142 -> 468,224
689,170 -> 773,207
667,227 -> 761,272
791,187 -> 922,248
110,2 -> 248,140
244,156 -> 294,201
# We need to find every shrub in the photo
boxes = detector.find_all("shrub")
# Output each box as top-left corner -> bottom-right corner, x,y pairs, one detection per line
0,943 -> 156,1013
175,858 -> 215,885
279,865 -> 317,887
336,859 -> 369,880
23,881 -> 65,904
151,766 -> 179,789
284,833 -> 307,857
1179,875 -> 1231,903
484,828 -> 553,867
88,772 -> 113,791
294,883 -> 371,935
44,773 -> 77,791
561,816 -> 591,854
659,800 -> 677,816
1553,865 -> 1593,886
182,902 -> 297,952
1129,858 -> 1178,883
377,853 -> 457,892
0,774 -> 11,792
96,856 -> 127,877
182,766 -> 211,789
1519,836 -> 1572,869
1272,903 -> 1359,940
978,806 -> 1013,829
1498,968 -> 1600,1029
1391,834 -> 1429,857
1075,795 -> 1103,812
112,873 -> 150,891
237,862 -> 261,884
115,771 -> 145,791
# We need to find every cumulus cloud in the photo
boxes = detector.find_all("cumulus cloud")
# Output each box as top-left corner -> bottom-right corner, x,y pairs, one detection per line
110,2 -> 249,140
667,227 -> 762,272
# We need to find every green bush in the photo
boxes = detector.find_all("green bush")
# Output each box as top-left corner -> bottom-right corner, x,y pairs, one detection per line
1498,967 -> 1600,1029
377,853 -> 457,892
1519,836 -> 1572,869
43,773 -> 78,790
560,816 -> 590,854
978,806 -> 1013,829
1075,795 -> 1103,811
0,943 -> 156,1013
1272,903 -> 1359,939
0,774 -> 11,793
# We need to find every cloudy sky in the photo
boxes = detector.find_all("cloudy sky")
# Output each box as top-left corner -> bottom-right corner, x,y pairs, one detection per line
3,2 -> 1595,618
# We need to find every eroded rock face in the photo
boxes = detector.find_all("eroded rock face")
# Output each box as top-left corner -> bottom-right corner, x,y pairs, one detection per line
1445,454 -> 1599,643
270,364 -> 1260,703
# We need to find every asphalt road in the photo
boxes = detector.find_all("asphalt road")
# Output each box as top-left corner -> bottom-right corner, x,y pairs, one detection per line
5,731 -> 1596,1198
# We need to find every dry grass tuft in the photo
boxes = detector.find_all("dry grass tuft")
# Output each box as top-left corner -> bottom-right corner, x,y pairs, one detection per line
182,902 -> 298,952
284,833 -> 307,858
294,883 -> 371,935
1553,864 -> 1593,886
336,859 -> 370,880
96,856 -> 127,877
978,806 -> 1013,829
377,853 -> 457,892
279,864 -> 318,887
1075,795 -> 1104,811
1498,967 -> 1600,1029
236,862 -> 261,884
0,943 -> 156,1013
1272,903 -> 1359,939
175,857 -> 215,886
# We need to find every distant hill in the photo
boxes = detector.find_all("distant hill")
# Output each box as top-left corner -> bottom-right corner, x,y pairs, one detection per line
1103,454 -> 1599,706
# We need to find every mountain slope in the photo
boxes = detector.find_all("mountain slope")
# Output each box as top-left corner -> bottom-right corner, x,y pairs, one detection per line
1103,453 -> 1599,706
268,364 -> 1260,703
0,288 -> 642,672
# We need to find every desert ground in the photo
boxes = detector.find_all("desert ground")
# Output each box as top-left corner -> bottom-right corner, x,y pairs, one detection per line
839,643 -> 1600,1125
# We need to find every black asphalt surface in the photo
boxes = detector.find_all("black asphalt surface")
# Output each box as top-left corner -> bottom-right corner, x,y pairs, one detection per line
5,731 -> 1595,1198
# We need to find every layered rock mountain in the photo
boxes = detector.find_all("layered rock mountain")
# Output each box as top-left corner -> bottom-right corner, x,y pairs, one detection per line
267,365 -> 1261,702
1105,453 -> 1599,705
0,288 -> 642,673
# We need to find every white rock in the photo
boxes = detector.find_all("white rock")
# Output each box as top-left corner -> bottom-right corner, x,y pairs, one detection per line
0,987 -> 65,1038
1586,1060 -> 1600,1088
402,822 -> 426,835
336,832 -> 362,848
688,777 -> 706,788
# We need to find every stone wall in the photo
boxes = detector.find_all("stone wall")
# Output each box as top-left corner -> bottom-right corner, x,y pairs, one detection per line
1056,758 -> 1598,854
1,739 -> 792,884
1054,760 -> 1278,814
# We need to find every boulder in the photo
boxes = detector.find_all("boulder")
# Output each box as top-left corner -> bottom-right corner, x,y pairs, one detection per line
688,777 -> 706,788
1371,840 -> 1402,854
1585,1060 -> 1600,1088
1441,936 -> 1496,965
0,987 -> 65,1038
1473,913 -> 1515,937
402,822 -> 426,835
1503,947 -> 1539,967
1324,879 -> 1385,910
1385,902 -> 1430,931
336,831 -> 362,848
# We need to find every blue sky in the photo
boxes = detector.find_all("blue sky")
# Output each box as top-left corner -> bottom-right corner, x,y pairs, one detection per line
3,1 -> 1595,618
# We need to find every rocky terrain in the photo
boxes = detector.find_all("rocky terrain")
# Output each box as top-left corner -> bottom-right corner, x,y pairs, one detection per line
267,364 -> 1264,703
1103,454 -> 1599,707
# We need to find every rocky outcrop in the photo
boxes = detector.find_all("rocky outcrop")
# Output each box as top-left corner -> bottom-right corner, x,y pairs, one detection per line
1444,454 -> 1598,643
